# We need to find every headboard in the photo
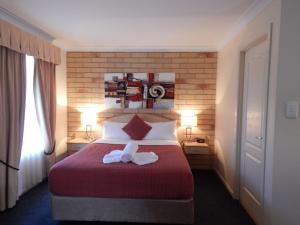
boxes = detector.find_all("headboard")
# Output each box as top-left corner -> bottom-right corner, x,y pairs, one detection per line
105,113 -> 175,123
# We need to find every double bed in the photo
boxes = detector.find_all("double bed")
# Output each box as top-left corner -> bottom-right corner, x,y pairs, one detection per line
48,114 -> 194,224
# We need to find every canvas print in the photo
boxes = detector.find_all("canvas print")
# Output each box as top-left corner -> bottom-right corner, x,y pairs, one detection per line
104,73 -> 175,109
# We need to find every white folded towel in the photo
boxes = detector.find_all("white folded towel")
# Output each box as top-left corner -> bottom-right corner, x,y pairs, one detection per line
120,142 -> 138,163
102,150 -> 122,164
102,142 -> 158,166
132,152 -> 158,165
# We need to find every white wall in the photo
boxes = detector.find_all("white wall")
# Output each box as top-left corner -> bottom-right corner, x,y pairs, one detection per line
216,0 -> 300,224
55,50 -> 67,161
215,0 -> 281,200
271,1 -> 300,224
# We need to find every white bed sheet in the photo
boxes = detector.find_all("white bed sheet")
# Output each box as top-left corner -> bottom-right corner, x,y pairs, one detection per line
93,138 -> 180,146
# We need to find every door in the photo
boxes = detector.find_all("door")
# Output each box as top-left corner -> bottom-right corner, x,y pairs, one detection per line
240,40 -> 269,225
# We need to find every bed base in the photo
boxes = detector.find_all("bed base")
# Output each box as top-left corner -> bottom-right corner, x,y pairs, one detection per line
52,195 -> 194,224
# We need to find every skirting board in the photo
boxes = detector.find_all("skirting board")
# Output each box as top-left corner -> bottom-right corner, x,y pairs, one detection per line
214,168 -> 237,199
52,195 -> 194,224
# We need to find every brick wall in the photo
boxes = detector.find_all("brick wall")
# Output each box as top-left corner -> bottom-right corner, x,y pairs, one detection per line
67,52 -> 217,149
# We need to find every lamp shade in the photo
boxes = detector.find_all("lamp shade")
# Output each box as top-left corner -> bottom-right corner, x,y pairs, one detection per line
81,111 -> 97,125
181,113 -> 197,128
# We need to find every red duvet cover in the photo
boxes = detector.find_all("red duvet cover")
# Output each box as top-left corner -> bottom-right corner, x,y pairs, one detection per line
49,143 -> 194,200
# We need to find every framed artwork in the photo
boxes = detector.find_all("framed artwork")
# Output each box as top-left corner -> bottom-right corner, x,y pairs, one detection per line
104,73 -> 175,109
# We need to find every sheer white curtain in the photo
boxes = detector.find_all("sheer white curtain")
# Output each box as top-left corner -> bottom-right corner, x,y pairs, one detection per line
18,55 -> 46,196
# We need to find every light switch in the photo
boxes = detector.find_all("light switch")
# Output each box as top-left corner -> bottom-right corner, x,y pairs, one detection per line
286,101 -> 298,119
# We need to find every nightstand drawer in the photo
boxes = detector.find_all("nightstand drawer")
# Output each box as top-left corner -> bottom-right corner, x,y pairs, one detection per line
184,146 -> 209,154
67,143 -> 87,151
182,141 -> 214,169
183,142 -> 209,154
67,138 -> 93,156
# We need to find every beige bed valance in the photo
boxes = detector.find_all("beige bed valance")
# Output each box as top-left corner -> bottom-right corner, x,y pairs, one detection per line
0,19 -> 61,65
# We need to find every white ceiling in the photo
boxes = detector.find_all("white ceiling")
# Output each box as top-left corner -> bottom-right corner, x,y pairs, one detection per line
0,0 -> 271,51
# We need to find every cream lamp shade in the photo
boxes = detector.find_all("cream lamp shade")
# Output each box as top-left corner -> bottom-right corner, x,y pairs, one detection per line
181,114 -> 197,128
81,111 -> 97,125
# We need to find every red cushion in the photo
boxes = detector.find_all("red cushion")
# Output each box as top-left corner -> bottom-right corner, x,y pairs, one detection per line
122,114 -> 152,140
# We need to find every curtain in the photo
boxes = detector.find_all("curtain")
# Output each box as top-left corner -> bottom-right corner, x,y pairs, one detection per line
18,55 -> 46,196
0,19 -> 61,65
34,59 -> 56,170
0,46 -> 26,211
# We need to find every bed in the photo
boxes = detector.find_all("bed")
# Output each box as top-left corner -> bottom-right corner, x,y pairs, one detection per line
49,114 -> 194,224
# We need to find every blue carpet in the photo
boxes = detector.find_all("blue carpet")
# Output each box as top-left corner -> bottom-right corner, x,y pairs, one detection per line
0,170 -> 255,225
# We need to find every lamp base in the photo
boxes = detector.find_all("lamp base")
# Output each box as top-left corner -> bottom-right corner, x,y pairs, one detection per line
85,125 -> 93,140
185,127 -> 192,141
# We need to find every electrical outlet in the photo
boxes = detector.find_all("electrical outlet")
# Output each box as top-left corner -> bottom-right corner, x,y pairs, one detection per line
286,101 -> 298,119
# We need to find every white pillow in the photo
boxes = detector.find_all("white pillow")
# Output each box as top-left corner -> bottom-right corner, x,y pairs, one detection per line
144,121 -> 177,140
102,121 -> 130,140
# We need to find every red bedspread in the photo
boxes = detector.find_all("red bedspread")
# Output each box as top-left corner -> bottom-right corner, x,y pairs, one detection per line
49,143 -> 194,200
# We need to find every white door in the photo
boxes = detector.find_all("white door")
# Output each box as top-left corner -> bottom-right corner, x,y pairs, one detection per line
240,40 -> 269,225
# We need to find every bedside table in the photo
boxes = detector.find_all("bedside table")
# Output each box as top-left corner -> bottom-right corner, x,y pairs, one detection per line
67,138 -> 93,156
182,141 -> 214,170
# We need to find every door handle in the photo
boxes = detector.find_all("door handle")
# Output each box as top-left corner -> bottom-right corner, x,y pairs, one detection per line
255,136 -> 263,140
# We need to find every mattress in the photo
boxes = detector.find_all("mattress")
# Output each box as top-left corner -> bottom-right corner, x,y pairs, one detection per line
48,140 -> 194,200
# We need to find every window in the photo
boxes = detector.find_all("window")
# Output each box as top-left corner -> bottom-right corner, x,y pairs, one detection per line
18,55 -> 46,195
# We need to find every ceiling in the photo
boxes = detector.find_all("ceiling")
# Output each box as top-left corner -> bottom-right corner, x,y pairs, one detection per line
0,0 -> 270,51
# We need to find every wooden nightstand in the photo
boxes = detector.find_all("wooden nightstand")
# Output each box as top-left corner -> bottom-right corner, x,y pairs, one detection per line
182,141 -> 214,170
67,138 -> 93,156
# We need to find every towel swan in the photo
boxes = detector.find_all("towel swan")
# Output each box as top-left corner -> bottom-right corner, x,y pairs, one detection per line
103,142 -> 158,166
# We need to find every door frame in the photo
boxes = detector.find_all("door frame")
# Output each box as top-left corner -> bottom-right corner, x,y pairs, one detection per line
235,24 -> 273,225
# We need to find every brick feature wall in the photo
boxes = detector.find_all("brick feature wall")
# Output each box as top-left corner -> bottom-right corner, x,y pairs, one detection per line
67,52 -> 217,149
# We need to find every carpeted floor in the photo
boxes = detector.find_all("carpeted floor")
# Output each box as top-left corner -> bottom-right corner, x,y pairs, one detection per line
0,170 -> 255,225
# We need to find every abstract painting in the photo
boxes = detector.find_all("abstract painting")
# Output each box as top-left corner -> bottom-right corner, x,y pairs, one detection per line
104,73 -> 175,109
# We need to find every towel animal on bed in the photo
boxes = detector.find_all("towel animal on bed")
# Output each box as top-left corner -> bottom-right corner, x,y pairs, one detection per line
103,142 -> 159,166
